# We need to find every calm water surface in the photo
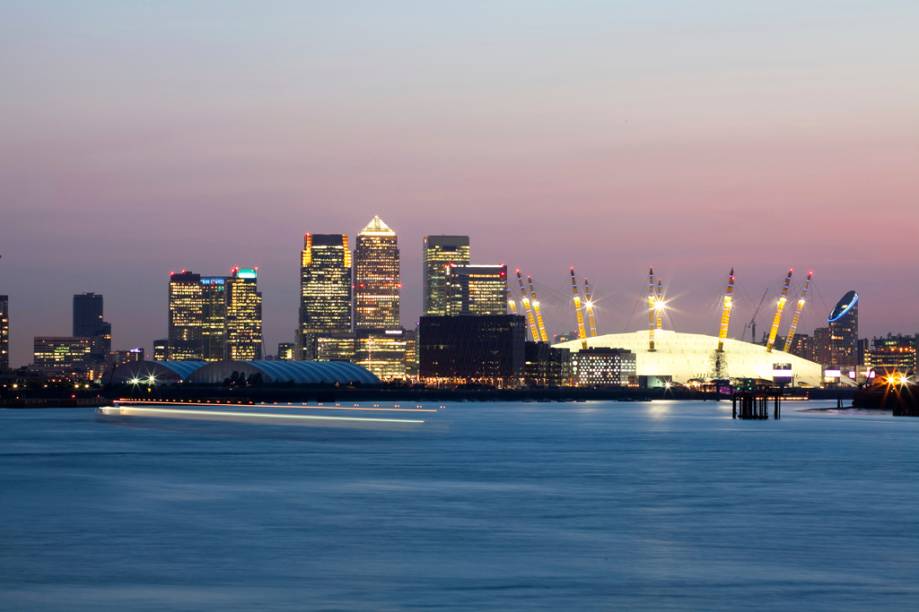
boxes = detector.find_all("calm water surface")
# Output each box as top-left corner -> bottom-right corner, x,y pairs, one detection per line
1,401 -> 918,611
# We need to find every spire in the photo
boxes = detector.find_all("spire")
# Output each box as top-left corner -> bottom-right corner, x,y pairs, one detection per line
359,215 -> 395,236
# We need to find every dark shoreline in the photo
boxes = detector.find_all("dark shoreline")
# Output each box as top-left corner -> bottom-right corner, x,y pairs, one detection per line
2,385 -> 856,409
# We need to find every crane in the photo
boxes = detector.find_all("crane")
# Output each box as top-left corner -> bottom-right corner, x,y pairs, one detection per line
583,277 -> 599,337
765,268 -> 794,353
716,268 -> 736,353
742,288 -> 769,343
782,271 -> 813,353
527,275 -> 550,343
569,268 -> 588,349
647,268 -> 657,352
515,269 -> 539,341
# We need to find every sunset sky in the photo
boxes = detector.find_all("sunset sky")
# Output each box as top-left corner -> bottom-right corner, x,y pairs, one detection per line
2,1 -> 918,365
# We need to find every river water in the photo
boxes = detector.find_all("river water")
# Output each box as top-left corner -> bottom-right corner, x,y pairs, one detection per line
1,401 -> 918,611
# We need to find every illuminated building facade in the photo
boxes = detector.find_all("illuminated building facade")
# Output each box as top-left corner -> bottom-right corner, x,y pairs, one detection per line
153,338 -> 169,361
445,264 -> 507,316
423,235 -> 470,315
316,333 -> 356,362
277,342 -> 295,361
299,233 -> 352,359
828,291 -> 859,369
33,336 -> 93,371
0,295 -> 8,371
574,347 -> 637,387
354,329 -> 410,380
354,216 -> 400,329
225,268 -> 263,360
524,342 -> 572,387
419,315 -> 526,385
201,277 -> 228,361
168,271 -> 205,360
867,335 -> 917,374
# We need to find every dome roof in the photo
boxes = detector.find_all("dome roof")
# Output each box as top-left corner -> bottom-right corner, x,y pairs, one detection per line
187,360 -> 380,385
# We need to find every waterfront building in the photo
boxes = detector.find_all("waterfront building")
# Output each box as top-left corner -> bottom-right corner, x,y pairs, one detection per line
524,342 -> 572,387
574,347 -> 637,387
152,338 -> 169,361
554,329 -> 823,387
354,329 -> 410,380
299,233 -> 352,359
168,271 -> 205,360
445,264 -> 507,316
73,293 -> 111,363
0,295 -> 8,371
225,268 -> 263,360
33,336 -> 93,371
867,334 -> 917,374
354,216 -> 400,329
423,235 -> 470,315
828,291 -> 859,370
418,315 -> 526,385
200,276 -> 228,361
110,359 -> 379,386
277,342 -> 295,361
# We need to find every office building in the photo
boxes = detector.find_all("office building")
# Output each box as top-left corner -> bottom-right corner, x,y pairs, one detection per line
354,329 -> 412,380
813,327 -> 832,367
168,271 -> 205,360
200,276 -> 228,361
445,264 -> 507,316
299,233 -> 352,359
107,348 -> 144,370
73,292 -> 111,363
316,333 -> 356,362
33,336 -> 93,371
354,216 -> 400,329
277,342 -> 296,361
786,333 -> 815,362
828,291 -> 859,369
574,347 -> 637,387
867,335 -> 917,374
0,295 -> 8,371
524,342 -> 572,387
152,339 -> 169,361
419,314 -> 526,385
423,235 -> 470,315
225,268 -> 263,360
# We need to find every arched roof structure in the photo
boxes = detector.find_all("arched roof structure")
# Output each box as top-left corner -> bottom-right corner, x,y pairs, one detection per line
187,360 -> 380,385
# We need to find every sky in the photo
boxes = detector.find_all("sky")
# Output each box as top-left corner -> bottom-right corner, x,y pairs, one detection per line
2,1 -> 918,366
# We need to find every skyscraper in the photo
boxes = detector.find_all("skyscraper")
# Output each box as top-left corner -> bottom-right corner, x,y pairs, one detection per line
73,292 -> 111,362
354,216 -> 400,329
423,235 -> 470,315
201,276 -> 228,361
226,267 -> 263,360
0,295 -> 8,371
828,290 -> 859,369
299,233 -> 352,359
445,264 -> 508,316
168,271 -> 205,360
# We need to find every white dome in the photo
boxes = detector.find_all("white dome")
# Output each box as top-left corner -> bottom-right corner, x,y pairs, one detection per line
554,329 -> 822,386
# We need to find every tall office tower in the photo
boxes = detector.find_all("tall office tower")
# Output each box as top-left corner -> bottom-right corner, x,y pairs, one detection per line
423,235 -> 470,315
354,216 -> 400,329
168,271 -> 205,360
0,295 -> 8,371
445,264 -> 508,316
73,292 -> 111,361
226,267 -> 263,360
828,291 -> 859,369
201,276 -> 228,361
299,233 -> 352,359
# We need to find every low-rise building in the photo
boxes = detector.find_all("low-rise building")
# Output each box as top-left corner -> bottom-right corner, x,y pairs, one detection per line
574,347 -> 637,387
419,314 -> 525,386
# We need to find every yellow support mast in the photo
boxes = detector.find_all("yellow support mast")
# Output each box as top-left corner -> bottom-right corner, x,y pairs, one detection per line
583,277 -> 599,337
527,275 -> 550,343
655,280 -> 664,330
648,268 -> 657,352
569,268 -> 588,349
516,269 -> 540,341
716,268 -> 736,353
506,285 -> 518,314
765,268 -> 794,353
783,271 -> 812,353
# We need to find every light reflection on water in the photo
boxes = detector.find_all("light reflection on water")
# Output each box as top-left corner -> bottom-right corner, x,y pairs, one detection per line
2,401 -> 918,611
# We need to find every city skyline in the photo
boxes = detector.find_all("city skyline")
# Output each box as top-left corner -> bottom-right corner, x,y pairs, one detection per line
3,2 -> 919,365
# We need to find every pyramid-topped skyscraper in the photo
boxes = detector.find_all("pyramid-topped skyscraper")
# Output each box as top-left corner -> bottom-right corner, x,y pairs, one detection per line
354,215 -> 400,329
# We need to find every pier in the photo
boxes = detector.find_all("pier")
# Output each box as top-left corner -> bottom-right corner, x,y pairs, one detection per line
732,389 -> 782,420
